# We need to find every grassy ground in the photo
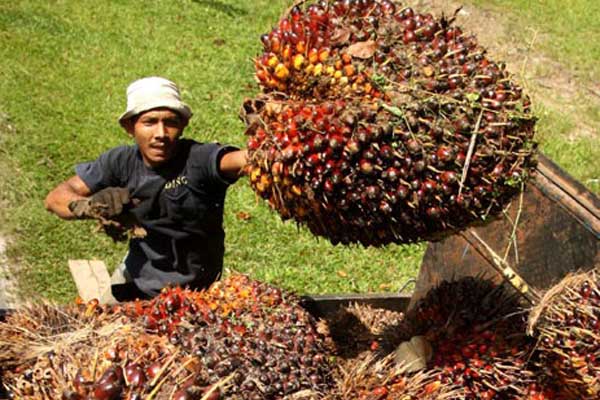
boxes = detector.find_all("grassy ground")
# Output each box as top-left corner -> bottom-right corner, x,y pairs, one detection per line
468,0 -> 600,192
0,0 -> 597,302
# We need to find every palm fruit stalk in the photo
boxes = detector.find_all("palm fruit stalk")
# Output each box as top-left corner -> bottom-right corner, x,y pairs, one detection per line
242,0 -> 537,246
408,277 -> 538,399
527,268 -> 600,400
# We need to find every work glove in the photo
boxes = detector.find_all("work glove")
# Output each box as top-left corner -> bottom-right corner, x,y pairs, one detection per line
69,187 -> 131,219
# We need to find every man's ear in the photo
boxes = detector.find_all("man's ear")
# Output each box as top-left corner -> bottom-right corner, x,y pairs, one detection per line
122,119 -> 135,137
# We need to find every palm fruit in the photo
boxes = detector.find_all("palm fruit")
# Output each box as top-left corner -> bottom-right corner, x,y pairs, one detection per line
527,268 -> 600,400
0,302 -> 181,400
243,0 -> 537,246
408,277 -> 537,399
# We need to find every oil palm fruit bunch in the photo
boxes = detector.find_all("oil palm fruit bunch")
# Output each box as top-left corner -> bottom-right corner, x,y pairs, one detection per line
408,277 -> 538,399
120,275 -> 335,399
242,0 -> 537,246
527,268 -> 600,400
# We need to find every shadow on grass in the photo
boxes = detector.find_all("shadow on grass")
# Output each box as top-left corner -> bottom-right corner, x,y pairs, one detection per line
191,0 -> 247,17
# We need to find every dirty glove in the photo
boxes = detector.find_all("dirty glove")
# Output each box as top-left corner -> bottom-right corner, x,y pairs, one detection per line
69,187 -> 131,219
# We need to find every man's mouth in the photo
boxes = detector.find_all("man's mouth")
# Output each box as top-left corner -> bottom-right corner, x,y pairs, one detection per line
150,143 -> 168,152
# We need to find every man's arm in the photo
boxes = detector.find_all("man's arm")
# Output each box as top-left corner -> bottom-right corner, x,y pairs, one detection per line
219,149 -> 248,181
44,175 -> 92,219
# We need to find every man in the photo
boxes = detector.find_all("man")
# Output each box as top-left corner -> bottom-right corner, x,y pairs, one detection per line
45,77 -> 248,303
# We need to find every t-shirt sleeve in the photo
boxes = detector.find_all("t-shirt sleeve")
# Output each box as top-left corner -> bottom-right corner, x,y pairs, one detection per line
187,143 -> 240,192
75,146 -> 129,193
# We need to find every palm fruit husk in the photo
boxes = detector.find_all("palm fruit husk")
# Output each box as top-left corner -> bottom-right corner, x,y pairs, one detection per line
322,302 -> 409,358
527,268 -> 600,400
408,277 -> 537,399
242,0 -> 537,246
324,352 -> 462,400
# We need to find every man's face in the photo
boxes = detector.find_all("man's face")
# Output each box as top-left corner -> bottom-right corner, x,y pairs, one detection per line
126,108 -> 187,168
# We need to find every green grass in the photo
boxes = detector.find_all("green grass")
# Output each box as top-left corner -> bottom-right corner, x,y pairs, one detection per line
0,0 -> 598,302
467,0 -> 600,192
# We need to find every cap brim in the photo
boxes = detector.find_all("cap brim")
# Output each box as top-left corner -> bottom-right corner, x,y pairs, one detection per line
118,100 -> 192,126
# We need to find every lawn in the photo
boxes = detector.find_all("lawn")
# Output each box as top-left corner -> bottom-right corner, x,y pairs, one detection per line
0,0 -> 597,302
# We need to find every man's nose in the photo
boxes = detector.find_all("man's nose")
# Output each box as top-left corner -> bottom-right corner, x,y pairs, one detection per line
154,121 -> 167,138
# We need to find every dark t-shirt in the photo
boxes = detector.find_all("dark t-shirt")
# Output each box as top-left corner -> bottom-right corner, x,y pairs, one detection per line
75,138 -> 238,297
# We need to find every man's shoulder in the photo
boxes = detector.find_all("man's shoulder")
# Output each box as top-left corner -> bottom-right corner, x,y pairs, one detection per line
182,139 -> 221,158
100,144 -> 139,163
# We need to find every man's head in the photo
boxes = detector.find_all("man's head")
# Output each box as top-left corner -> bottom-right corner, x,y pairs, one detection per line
119,77 -> 192,168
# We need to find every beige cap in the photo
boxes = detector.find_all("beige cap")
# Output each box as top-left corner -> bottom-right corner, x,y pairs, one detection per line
118,77 -> 193,126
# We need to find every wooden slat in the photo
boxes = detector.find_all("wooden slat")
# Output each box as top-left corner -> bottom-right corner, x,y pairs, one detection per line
68,260 -> 109,302
89,260 -> 111,300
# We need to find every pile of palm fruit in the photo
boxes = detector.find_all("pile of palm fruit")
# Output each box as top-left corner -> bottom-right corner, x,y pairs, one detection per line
242,0 -> 537,246
2,269 -> 600,399
0,275 -> 335,399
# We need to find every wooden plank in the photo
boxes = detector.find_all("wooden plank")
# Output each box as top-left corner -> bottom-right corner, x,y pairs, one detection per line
89,260 -> 111,300
300,293 -> 412,319
68,260 -> 109,302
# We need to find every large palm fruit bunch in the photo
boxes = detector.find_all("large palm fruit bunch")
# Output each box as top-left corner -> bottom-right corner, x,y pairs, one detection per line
408,278 -> 543,399
0,275 -> 335,400
242,0 -> 537,246
527,268 -> 600,400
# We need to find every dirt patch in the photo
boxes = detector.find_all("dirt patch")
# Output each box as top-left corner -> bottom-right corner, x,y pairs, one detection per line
410,0 -> 599,140
0,236 -> 19,309
0,113 -> 21,309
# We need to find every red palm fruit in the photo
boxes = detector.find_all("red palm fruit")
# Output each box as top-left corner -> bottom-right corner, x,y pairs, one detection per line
359,159 -> 374,175
246,2 -> 536,246
124,363 -> 145,388
145,362 -> 161,380
93,381 -> 122,400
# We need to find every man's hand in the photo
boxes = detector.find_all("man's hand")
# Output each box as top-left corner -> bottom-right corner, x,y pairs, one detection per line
68,187 -> 131,219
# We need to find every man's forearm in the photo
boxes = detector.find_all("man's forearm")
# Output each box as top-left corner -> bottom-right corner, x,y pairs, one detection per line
44,176 -> 92,219
44,183 -> 87,219
219,149 -> 249,180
